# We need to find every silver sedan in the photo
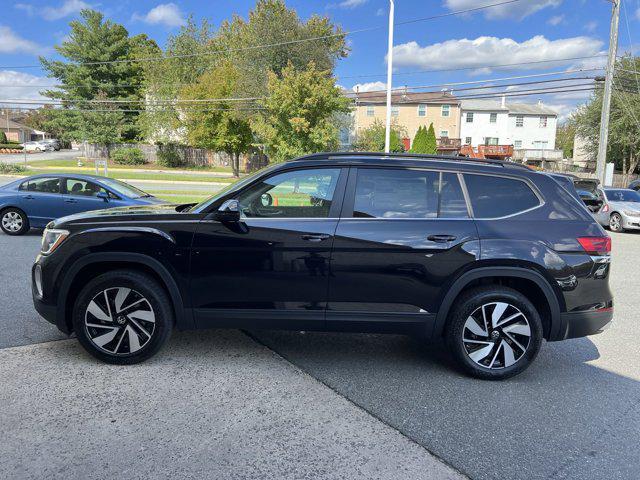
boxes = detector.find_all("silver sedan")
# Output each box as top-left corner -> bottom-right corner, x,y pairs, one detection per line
595,188 -> 640,232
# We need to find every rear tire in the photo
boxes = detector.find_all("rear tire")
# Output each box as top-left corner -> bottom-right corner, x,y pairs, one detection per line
445,286 -> 543,380
609,213 -> 624,232
1,207 -> 29,235
72,270 -> 173,364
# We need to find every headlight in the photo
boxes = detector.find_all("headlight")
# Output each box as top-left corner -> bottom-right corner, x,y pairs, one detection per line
623,210 -> 640,217
41,229 -> 69,255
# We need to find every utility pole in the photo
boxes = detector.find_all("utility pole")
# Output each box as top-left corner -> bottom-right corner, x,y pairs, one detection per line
596,0 -> 621,184
384,0 -> 394,153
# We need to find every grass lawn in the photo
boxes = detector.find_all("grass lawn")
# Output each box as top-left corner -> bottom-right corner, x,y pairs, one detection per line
29,158 -> 233,174
26,167 -> 238,184
152,194 -> 208,204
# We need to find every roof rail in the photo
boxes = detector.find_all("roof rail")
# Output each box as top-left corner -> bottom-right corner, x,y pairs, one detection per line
294,151 -> 530,170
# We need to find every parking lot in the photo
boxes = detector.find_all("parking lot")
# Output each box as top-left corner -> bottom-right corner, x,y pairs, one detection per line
1,230 -> 639,479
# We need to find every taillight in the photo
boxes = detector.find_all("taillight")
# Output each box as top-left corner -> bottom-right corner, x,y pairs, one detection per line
577,236 -> 611,255
602,204 -> 610,213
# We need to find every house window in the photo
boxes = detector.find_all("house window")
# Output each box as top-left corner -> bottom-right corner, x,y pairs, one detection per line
514,140 -> 523,148
466,112 -> 474,123
484,137 -> 499,146
440,130 -> 449,138
441,105 -> 450,117
418,104 -> 427,117
366,106 -> 374,117
539,116 -> 548,128
490,113 -> 497,123
533,140 -> 549,149
515,115 -> 524,127
391,106 -> 399,117
465,137 -> 472,145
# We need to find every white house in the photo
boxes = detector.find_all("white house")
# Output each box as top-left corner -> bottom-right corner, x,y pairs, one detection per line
460,98 -> 558,150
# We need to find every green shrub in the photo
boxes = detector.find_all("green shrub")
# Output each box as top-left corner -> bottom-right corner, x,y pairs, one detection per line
0,132 -> 6,143
0,163 -> 26,174
157,143 -> 185,168
0,143 -> 23,150
110,148 -> 146,165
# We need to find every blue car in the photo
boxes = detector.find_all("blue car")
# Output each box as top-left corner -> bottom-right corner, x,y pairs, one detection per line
0,174 -> 166,235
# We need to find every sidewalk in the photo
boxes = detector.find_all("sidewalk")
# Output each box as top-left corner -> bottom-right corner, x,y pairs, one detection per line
0,330 -> 465,480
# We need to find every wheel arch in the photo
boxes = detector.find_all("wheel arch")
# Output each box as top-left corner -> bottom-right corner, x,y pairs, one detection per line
433,266 -> 563,340
58,252 -> 192,334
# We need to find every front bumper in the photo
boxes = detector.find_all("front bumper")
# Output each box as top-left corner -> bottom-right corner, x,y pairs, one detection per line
31,261 -> 71,335
621,214 -> 640,230
555,308 -> 614,340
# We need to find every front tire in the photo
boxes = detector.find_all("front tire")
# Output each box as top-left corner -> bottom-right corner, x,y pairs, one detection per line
73,270 -> 173,364
609,213 -> 624,232
1,207 -> 29,235
445,286 -> 543,380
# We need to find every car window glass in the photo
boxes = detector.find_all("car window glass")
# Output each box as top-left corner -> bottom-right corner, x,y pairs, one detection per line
439,173 -> 469,218
237,168 -> 340,218
19,177 -> 60,194
605,189 -> 640,202
464,174 -> 540,218
65,179 -> 109,197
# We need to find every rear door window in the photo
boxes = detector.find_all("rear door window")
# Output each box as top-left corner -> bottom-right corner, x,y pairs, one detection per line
464,174 -> 540,218
352,168 -> 469,219
19,177 -> 61,194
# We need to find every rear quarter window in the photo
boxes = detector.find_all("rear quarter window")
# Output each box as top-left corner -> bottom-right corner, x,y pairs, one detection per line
464,174 -> 540,218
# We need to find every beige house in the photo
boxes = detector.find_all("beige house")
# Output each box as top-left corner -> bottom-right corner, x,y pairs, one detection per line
350,90 -> 462,151
0,117 -> 49,143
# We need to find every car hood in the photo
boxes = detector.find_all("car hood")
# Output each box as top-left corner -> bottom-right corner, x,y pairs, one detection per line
51,202 -> 190,228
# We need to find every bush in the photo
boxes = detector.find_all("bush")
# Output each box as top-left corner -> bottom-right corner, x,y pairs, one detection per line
157,143 -> 185,168
0,131 -> 6,143
0,144 -> 23,150
110,148 -> 146,165
0,163 -> 26,174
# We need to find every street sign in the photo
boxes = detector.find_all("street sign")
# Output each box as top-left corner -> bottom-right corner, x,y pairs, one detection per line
95,159 -> 108,177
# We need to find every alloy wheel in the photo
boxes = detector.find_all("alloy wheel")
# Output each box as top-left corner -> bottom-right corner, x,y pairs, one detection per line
610,214 -> 622,232
462,302 -> 531,369
84,287 -> 156,355
2,211 -> 23,232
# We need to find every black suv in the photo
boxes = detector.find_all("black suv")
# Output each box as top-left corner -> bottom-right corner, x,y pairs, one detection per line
32,153 -> 613,379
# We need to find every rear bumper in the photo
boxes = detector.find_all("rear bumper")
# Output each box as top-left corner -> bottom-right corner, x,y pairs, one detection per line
552,309 -> 614,341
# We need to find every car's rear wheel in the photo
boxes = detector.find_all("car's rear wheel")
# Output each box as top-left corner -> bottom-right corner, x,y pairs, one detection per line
1,208 -> 29,235
72,270 -> 173,364
445,286 -> 543,380
609,213 -> 624,232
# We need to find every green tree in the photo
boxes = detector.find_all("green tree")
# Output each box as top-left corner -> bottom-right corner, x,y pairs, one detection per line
556,121 -> 576,159
0,131 -> 6,143
574,55 -> 640,179
353,120 -> 406,152
39,9 -> 159,146
410,125 -> 429,153
425,123 -> 437,154
180,62 -> 253,176
254,62 -> 350,163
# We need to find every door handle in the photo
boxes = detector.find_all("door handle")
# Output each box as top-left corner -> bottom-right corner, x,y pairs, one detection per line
427,234 -> 457,243
64,198 -> 78,203
22,195 -> 34,200
302,233 -> 330,242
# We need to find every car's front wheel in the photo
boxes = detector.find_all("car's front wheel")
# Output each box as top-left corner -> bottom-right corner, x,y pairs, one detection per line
1,207 -> 29,235
609,213 -> 624,232
73,270 -> 173,364
445,286 -> 543,380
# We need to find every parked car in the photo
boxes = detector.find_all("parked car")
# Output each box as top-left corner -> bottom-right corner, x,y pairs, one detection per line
628,179 -> 640,191
594,187 -> 640,232
32,153 -> 613,380
41,139 -> 61,151
0,174 -> 166,235
546,173 -> 603,213
22,141 -> 54,152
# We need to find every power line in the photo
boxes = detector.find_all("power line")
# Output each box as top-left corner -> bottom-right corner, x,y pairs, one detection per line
0,0 -> 524,70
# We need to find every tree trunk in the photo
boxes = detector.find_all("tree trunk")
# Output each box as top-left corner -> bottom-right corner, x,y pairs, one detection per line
232,152 -> 240,178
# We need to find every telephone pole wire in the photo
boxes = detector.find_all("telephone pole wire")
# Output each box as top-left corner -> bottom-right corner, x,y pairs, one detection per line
596,0 -> 621,184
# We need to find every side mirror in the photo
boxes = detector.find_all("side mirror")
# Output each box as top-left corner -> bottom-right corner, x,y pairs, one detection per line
97,191 -> 110,202
215,199 -> 241,223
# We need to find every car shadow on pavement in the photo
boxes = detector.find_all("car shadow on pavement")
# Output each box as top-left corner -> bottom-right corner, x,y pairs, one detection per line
247,329 -> 640,480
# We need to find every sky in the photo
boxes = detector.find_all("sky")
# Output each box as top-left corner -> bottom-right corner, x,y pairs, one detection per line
0,0 -> 638,122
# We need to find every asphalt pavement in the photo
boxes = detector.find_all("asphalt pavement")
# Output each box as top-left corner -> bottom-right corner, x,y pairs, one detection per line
0,149 -> 79,164
0,228 -> 638,479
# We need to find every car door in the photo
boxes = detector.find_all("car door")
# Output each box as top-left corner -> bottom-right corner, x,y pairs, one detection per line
327,166 -> 480,335
190,166 -> 347,331
17,176 -> 63,227
61,178 -> 114,216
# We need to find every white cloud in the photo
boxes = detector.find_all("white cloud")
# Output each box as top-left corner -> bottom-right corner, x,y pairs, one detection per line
0,70 -> 56,106
376,7 -> 385,16
15,1 -> 90,20
584,21 -> 598,32
338,0 -> 368,8
547,15 -> 565,26
0,26 -> 43,55
444,0 -> 561,20
391,35 -> 604,73
132,3 -> 185,27
352,81 -> 386,92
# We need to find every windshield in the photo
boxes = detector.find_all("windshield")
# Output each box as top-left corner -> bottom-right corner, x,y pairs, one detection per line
190,164 -> 280,213
605,189 -> 640,203
99,178 -> 150,199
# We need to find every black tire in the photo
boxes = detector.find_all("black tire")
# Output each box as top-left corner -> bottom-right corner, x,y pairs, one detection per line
609,212 -> 624,232
72,270 -> 173,364
1,207 -> 30,235
445,286 -> 543,380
